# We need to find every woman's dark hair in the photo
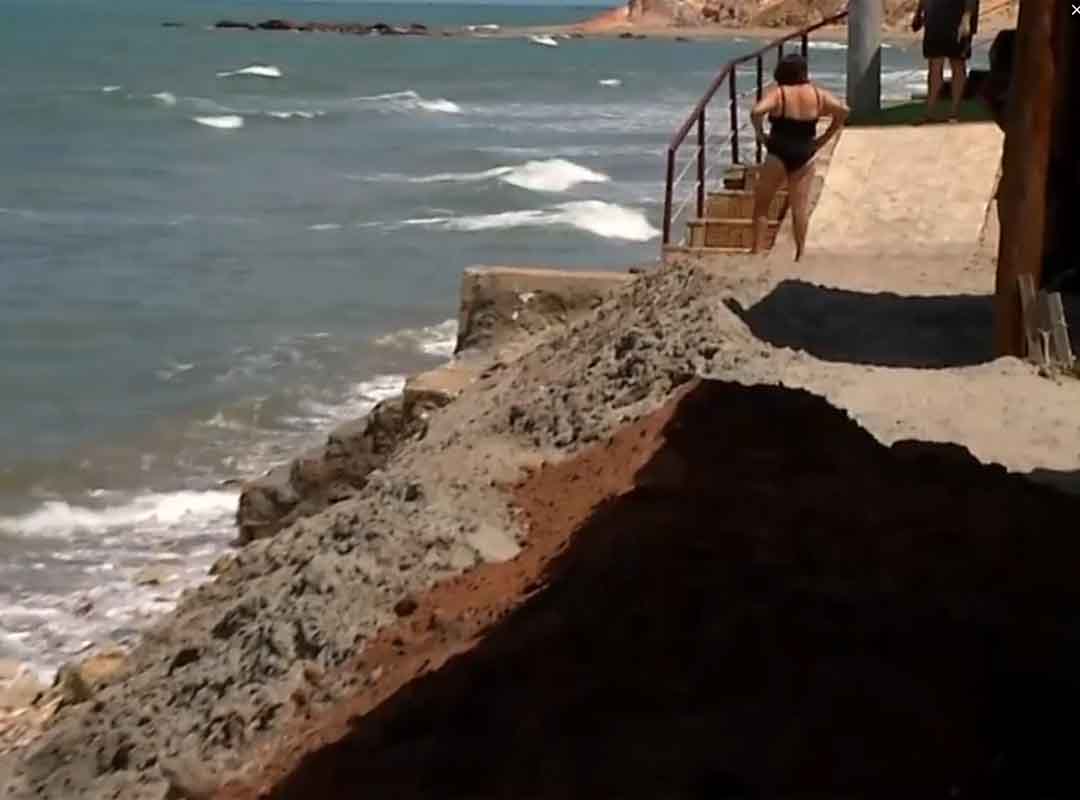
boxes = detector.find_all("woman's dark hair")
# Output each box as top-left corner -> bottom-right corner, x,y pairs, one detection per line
774,53 -> 809,86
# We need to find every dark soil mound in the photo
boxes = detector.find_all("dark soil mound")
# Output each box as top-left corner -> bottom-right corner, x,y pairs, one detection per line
237,379 -> 1080,799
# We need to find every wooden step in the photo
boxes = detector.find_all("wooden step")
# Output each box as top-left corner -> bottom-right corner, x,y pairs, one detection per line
706,189 -> 787,221
687,217 -> 778,249
722,164 -> 764,192
663,243 -> 751,257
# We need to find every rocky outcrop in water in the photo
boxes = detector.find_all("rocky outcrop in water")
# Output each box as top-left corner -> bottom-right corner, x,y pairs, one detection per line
213,19 -> 431,35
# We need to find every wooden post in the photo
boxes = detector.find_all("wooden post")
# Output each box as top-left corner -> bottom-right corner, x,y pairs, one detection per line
994,1 -> 1055,356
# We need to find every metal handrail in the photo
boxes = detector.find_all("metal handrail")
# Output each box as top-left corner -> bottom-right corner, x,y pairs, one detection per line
662,9 -> 850,245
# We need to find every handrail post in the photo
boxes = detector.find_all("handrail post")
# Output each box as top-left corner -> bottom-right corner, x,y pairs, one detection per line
696,110 -> 706,219
729,69 -> 739,166
663,148 -> 674,245
801,33 -> 809,59
755,55 -> 763,164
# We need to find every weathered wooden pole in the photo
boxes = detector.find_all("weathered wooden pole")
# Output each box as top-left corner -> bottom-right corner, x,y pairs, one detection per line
846,0 -> 882,120
994,0 -> 1055,356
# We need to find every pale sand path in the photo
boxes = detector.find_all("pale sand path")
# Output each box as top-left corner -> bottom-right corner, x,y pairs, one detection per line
686,122 -> 1080,487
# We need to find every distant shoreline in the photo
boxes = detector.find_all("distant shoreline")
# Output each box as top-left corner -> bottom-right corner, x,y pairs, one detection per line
494,20 -> 1013,46
198,18 -> 1010,48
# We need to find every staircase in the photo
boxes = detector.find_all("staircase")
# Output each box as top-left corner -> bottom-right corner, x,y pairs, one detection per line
660,9 -> 848,255
682,165 -> 787,254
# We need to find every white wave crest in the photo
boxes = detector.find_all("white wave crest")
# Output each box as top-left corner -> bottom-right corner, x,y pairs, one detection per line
355,90 -> 463,115
401,201 -> 658,242
155,360 -> 196,382
266,110 -> 324,120
308,223 -> 342,231
216,64 -> 283,79
193,115 -> 244,130
0,490 -> 237,539
500,159 -> 610,192
466,24 -> 500,32
598,78 -> 622,87
368,158 -> 610,194
151,91 -> 177,106
374,319 -> 458,359
529,34 -> 559,48
806,40 -> 846,51
101,85 -> 122,93
287,374 -> 407,431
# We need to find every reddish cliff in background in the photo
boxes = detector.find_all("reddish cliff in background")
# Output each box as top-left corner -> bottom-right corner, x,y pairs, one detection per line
584,0 -> 1015,31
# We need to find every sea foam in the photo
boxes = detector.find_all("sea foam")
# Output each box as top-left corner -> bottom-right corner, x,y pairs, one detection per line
216,64 -> 283,79
266,110 -> 324,120
374,319 -> 458,359
368,158 -> 610,194
401,200 -> 659,242
355,90 -> 463,115
0,490 -> 237,539
193,115 -> 244,130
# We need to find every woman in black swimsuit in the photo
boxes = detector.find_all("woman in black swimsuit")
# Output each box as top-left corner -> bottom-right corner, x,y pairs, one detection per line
750,54 -> 849,261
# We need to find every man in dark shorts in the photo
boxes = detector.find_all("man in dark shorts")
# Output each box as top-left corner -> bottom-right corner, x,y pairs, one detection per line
912,0 -> 980,122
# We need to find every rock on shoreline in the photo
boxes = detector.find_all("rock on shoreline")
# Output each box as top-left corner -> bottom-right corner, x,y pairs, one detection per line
236,390 -> 444,545
213,19 -> 431,36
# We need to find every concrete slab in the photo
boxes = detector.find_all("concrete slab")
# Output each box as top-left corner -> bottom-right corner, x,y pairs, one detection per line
457,266 -> 635,353
805,123 -> 1003,261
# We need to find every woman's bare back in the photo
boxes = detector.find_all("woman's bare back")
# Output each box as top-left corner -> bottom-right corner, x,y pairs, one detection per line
771,83 -> 821,120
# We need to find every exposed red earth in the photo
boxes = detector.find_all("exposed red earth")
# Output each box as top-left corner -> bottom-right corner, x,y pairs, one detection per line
220,378 -> 1080,800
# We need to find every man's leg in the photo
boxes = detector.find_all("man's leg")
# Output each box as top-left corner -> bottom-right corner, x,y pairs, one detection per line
949,57 -> 968,120
927,57 -> 945,120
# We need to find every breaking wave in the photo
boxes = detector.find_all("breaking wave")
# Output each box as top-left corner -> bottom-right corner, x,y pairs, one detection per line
193,115 -> 244,130
151,91 -> 177,106
216,64 -> 283,79
354,90 -> 463,115
366,158 -> 611,194
399,200 -> 659,242
266,110 -> 325,120
529,34 -> 559,48
374,319 -> 458,359
0,490 -> 237,540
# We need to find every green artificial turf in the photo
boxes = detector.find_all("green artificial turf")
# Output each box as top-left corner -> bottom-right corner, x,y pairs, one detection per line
850,99 -> 993,127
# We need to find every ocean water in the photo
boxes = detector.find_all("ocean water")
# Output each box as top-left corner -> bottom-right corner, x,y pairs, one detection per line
0,0 -> 948,675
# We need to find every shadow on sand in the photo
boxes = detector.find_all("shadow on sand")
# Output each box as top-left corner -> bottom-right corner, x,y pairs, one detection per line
730,280 -> 1080,370
728,280 -> 996,368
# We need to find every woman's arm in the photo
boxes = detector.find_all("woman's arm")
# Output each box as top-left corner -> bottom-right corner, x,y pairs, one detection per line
912,0 -> 926,31
959,0 -> 978,38
813,88 -> 850,151
750,88 -> 779,144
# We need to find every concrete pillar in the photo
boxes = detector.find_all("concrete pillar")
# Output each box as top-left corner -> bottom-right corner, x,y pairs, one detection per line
846,0 -> 882,119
